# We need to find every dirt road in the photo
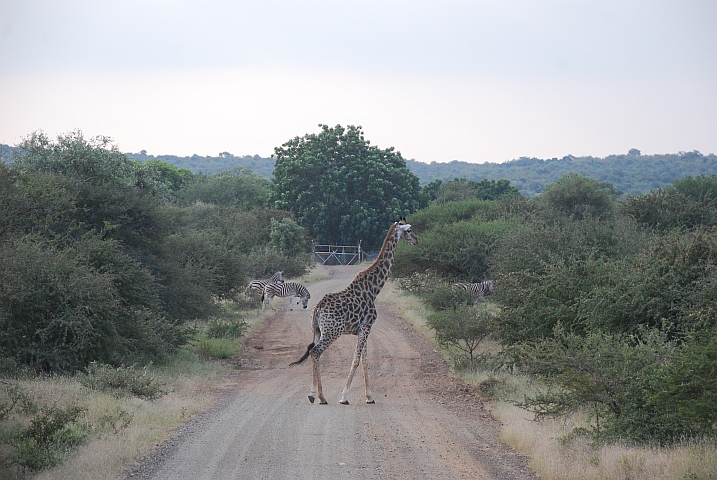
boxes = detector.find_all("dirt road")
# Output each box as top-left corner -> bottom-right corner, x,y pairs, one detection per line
124,266 -> 540,480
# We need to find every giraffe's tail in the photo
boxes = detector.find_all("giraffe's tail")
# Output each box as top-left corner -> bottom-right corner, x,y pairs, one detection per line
289,342 -> 315,366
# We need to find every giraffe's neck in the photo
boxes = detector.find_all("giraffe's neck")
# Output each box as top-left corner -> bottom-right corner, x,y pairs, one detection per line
351,224 -> 399,300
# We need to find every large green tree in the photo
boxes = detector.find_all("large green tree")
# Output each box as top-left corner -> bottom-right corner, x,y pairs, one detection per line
271,124 -> 421,248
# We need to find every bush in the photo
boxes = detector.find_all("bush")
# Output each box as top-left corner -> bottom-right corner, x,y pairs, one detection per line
622,188 -> 717,232
421,283 -> 475,311
541,173 -> 616,220
427,302 -> 497,368
491,215 -> 647,343
15,405 -> 88,471
393,218 -> 521,280
205,317 -> 247,339
579,229 -> 717,335
0,383 -> 36,422
508,326 -> 717,444
193,339 -> 240,359
269,217 -> 309,257
0,236 -> 124,372
79,362 -> 167,400
646,324 -> 717,440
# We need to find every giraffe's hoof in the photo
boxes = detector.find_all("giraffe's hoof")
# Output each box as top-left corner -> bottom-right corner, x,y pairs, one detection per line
366,400 -> 376,404
320,401 -> 328,405
339,400 -> 349,405
308,395 -> 315,403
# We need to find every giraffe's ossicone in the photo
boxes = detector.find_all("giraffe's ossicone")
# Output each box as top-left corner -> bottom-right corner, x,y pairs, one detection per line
290,218 -> 418,405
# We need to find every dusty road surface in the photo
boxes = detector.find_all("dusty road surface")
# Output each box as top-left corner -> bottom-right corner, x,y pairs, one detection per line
124,266 -> 540,480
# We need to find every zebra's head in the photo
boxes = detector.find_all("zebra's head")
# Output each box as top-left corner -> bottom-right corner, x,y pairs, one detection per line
298,289 -> 310,309
397,217 -> 418,246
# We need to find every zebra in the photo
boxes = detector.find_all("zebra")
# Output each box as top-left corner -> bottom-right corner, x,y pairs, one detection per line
262,282 -> 311,310
454,280 -> 496,301
245,271 -> 284,296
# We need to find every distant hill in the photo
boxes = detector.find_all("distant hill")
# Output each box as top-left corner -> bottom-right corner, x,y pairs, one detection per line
0,144 -> 13,164
125,149 -> 717,196
125,150 -> 275,177
5,142 -> 717,196
406,150 -> 717,196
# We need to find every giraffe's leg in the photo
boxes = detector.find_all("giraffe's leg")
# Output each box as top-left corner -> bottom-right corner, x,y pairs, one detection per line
340,329 -> 369,405
310,347 -> 328,404
362,342 -> 375,404
308,331 -> 336,405
309,351 -> 319,403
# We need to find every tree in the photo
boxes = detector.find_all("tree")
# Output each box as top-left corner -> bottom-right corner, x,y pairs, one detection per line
269,217 -> 309,257
271,124 -> 421,248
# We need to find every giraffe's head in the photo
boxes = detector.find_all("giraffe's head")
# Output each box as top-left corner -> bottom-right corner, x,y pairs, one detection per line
397,217 -> 418,246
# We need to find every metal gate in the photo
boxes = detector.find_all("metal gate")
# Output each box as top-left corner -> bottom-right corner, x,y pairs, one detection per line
313,244 -> 369,265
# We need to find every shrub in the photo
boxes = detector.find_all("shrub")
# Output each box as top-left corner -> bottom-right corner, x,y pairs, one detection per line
0,382 -> 36,422
427,302 -> 497,368
205,317 -> 248,339
15,405 -> 88,471
0,236 -> 124,372
393,218 -> 520,280
541,173 -> 616,220
510,327 -> 693,444
421,283 -> 475,311
646,324 -> 717,440
269,217 -> 310,257
622,188 -> 717,232
79,362 -> 167,400
193,339 -> 240,359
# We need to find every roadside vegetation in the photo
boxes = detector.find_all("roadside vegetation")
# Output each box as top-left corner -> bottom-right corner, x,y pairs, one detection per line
0,131 -> 313,478
390,173 -> 717,479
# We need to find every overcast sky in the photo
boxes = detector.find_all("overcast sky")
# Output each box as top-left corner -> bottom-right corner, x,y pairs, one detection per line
1,1 -> 716,163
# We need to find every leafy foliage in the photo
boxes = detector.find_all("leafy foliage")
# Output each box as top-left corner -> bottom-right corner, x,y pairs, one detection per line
271,124 -> 422,248
175,167 -> 271,208
15,405 -> 88,471
622,188 -> 717,232
392,199 -> 523,280
269,217 -> 309,256
426,295 -> 497,368
397,172 -> 717,444
511,328 -> 677,443
540,173 -> 616,220
0,131 -> 310,373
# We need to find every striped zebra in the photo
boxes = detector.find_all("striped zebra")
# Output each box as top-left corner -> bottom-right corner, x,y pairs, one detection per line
245,271 -> 284,295
262,282 -> 311,310
454,280 -> 496,301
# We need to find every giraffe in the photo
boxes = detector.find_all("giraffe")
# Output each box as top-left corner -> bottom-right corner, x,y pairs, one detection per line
290,218 -> 418,405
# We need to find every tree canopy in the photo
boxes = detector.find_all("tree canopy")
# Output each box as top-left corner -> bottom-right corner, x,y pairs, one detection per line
271,124 -> 422,248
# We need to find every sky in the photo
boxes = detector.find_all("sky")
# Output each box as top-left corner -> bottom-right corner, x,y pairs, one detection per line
1,1 -> 716,164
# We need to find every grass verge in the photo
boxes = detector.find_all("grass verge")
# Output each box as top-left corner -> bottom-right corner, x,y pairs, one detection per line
0,350 -> 229,480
